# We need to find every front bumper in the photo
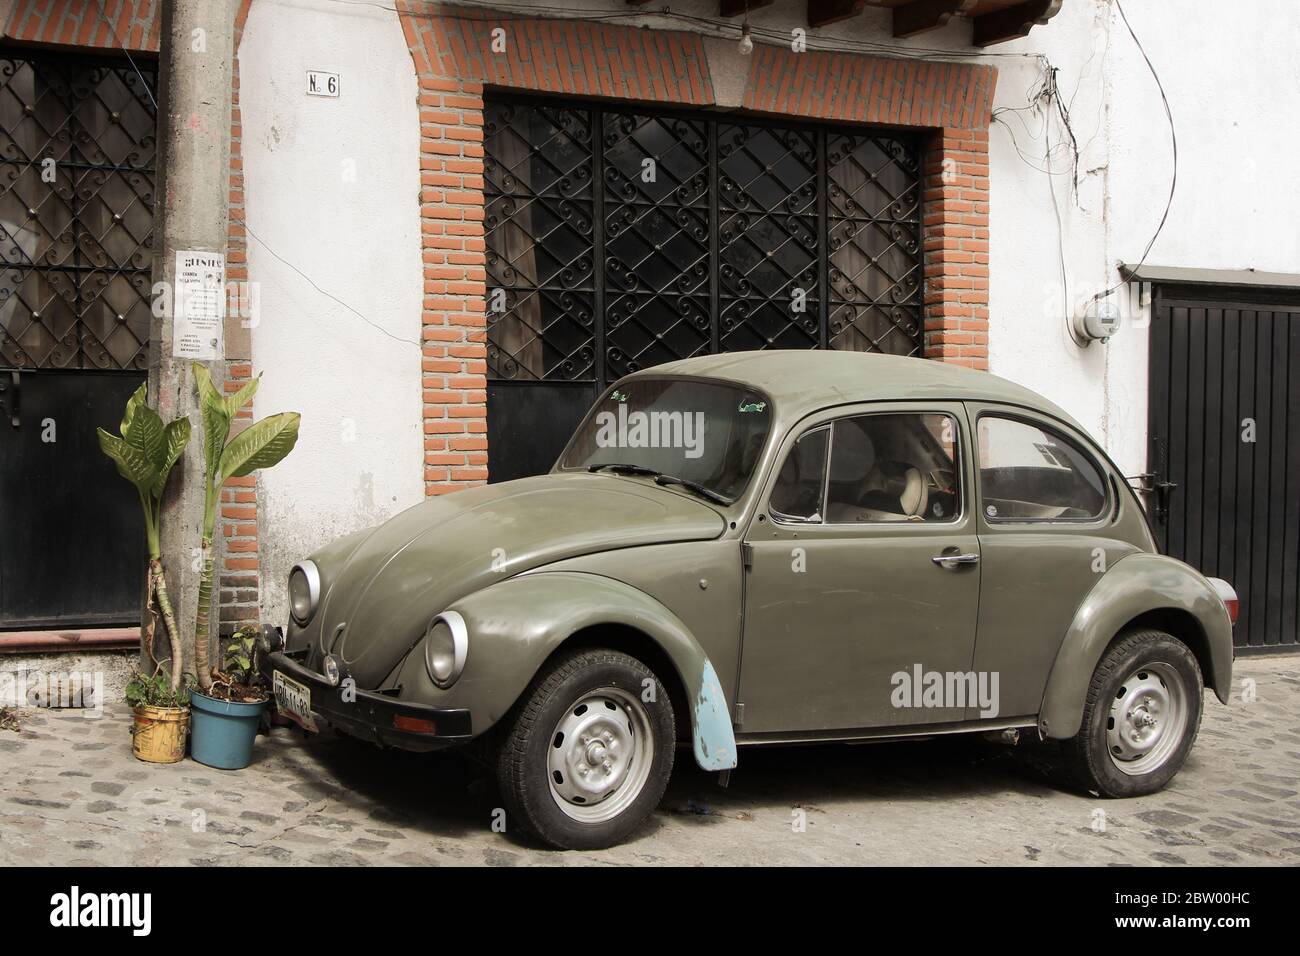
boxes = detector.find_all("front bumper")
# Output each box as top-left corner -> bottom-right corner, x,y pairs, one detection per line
261,647 -> 473,751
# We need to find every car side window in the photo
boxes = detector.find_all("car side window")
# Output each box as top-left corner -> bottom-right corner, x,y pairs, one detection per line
769,426 -> 829,523
824,413 -> 960,523
976,416 -> 1107,522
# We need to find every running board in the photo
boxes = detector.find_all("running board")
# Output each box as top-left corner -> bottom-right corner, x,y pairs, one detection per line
735,716 -> 1038,747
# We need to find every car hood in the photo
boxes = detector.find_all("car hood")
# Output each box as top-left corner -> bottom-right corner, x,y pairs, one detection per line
313,472 -> 726,686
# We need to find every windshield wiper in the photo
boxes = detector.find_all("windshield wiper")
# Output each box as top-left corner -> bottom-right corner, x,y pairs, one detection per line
588,463 -> 662,476
653,474 -> 731,505
589,463 -> 731,505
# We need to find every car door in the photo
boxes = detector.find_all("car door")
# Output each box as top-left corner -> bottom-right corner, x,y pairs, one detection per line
967,404 -> 1143,720
737,402 -> 982,734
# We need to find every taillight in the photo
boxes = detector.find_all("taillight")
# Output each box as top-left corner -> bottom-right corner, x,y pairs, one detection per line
1224,596 -> 1239,625
1209,577 -> 1239,625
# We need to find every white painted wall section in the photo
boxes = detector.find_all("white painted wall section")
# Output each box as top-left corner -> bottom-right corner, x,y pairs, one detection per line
241,0 -> 424,622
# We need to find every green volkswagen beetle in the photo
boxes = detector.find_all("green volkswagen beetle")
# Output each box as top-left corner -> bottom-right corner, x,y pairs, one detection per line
261,351 -> 1237,849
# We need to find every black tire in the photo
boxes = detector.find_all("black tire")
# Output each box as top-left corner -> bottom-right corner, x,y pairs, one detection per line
496,648 -> 675,850
1063,628 -> 1203,798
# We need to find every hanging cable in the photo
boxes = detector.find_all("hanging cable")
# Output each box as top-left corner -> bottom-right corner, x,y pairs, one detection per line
1085,0 -> 1177,308
92,0 -> 423,349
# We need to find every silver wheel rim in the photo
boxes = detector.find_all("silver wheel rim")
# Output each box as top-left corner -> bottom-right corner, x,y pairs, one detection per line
1106,661 -> 1188,776
547,686 -> 654,824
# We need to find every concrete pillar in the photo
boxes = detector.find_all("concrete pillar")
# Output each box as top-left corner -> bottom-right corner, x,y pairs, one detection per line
147,0 -> 240,679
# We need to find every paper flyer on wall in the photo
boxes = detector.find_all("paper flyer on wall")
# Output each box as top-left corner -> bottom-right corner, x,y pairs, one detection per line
172,250 -> 226,360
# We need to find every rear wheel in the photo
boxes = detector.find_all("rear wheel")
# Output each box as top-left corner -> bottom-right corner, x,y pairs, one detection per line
496,648 -> 675,850
1064,629 -> 1203,797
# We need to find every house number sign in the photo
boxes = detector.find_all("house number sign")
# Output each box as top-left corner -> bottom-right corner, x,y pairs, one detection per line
307,71 -> 340,97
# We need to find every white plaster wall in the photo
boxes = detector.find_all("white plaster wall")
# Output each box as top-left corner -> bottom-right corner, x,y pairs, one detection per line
241,0 -> 424,622
981,0 -> 1300,474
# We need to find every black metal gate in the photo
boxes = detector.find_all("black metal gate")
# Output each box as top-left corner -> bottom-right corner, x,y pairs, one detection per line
483,95 -> 923,482
0,50 -> 157,629
1148,285 -> 1300,651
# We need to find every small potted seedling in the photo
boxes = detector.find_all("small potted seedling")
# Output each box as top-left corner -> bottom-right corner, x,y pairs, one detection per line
189,626 -> 271,769
125,668 -> 193,763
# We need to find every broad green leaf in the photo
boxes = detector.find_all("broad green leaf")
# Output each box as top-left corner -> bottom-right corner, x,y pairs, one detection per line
131,401 -> 167,468
150,417 -> 192,498
223,375 -> 260,419
97,427 -> 158,492
218,412 -> 300,483
120,382 -> 146,440
191,362 -> 225,411
192,363 -> 229,488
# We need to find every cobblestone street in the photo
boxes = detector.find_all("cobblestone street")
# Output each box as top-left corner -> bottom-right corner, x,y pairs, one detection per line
2,656 -> 1297,866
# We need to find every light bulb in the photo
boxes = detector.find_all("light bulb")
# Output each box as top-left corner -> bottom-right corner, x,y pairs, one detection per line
738,26 -> 753,56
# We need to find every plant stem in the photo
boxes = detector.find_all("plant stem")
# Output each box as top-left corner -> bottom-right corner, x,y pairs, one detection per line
151,558 -> 183,692
194,539 -> 215,691
142,566 -> 158,676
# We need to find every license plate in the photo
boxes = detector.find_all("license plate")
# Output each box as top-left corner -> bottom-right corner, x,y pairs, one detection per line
273,671 -> 318,732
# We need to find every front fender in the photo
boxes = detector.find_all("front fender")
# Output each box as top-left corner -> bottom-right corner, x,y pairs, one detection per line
1038,553 -> 1234,739
394,571 -> 738,771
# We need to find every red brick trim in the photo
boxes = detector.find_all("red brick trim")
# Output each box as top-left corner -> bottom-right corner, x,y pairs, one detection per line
4,0 -> 161,53
399,4 -> 490,494
922,128 -> 990,368
742,46 -> 996,130
401,3 -> 715,105
219,0 -> 259,630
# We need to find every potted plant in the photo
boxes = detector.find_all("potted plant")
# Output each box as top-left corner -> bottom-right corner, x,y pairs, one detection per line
125,668 -> 193,763
187,364 -> 299,768
97,384 -> 191,693
188,626 -> 272,769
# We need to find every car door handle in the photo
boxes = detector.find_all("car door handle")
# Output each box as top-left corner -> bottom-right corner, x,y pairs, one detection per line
932,552 -> 980,570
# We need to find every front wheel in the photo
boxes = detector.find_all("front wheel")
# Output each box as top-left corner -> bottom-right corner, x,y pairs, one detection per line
1064,629 -> 1203,797
496,648 -> 675,850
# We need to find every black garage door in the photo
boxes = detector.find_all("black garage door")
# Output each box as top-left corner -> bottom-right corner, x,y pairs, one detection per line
1148,284 -> 1300,652
482,95 -> 925,482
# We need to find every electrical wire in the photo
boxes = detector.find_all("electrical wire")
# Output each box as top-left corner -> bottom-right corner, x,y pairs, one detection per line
95,0 -> 157,111
1085,0 -> 1177,307
93,0 -> 422,349
95,0 -> 1155,352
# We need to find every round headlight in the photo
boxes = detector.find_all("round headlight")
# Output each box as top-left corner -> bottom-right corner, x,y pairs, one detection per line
424,611 -> 468,688
288,561 -> 320,626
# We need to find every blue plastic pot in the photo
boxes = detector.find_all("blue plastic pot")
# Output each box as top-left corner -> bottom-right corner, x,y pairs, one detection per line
189,691 -> 269,770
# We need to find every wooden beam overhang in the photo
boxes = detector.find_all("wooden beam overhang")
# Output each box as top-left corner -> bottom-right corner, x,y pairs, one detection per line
619,0 -> 1066,47
973,0 -> 1064,46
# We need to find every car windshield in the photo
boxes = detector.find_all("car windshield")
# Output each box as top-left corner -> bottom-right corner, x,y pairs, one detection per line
559,378 -> 773,503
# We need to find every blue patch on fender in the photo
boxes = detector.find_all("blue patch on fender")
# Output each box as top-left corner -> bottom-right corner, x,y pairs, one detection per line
692,660 -> 738,771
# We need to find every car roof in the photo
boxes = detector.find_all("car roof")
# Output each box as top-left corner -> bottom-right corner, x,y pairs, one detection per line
623,350 -> 1082,431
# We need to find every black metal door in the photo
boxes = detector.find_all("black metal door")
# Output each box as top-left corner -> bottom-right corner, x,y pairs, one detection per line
0,370 -> 145,627
1148,286 -> 1300,651
483,96 -> 923,482
0,51 -> 157,628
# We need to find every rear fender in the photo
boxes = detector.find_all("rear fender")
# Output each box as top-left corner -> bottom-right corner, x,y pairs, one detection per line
1038,553 -> 1233,739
